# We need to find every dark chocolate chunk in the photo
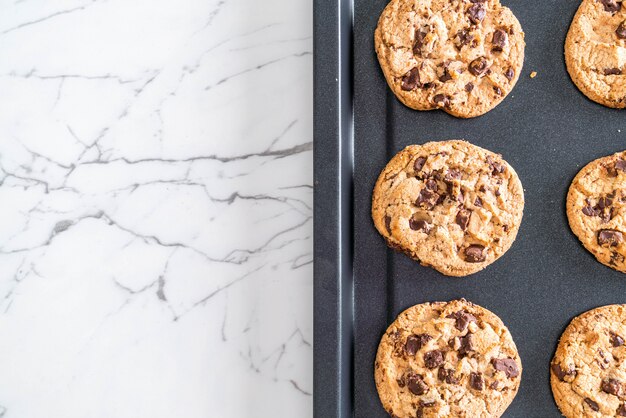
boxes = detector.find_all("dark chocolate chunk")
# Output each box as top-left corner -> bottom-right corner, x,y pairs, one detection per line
401,67 -> 421,91
456,28 -> 473,48
433,94 -> 450,108
456,209 -> 472,231
616,159 -> 626,172
605,68 -> 623,76
413,29 -> 428,56
464,245 -> 486,263
618,21 -> 626,39
447,310 -> 477,331
469,57 -> 488,76
491,29 -> 508,51
618,403 -> 626,416
491,358 -> 519,378
396,375 -> 405,388
385,216 -> 392,234
599,0 -> 621,13
414,156 -> 427,172
468,3 -> 486,24
493,86 -> 503,96
439,67 -> 453,83
438,367 -> 460,384
611,251 -> 626,266
611,332 -> 625,347
487,156 -> 506,175
598,196 -> 614,209
405,333 -> 432,355
474,196 -> 483,207
470,372 -> 484,390
584,397 -> 600,412
425,179 -> 438,190
407,372 -> 429,395
465,82 -> 474,92
598,229 -> 623,247
458,333 -> 474,357
424,350 -> 445,369
602,378 -> 623,396
582,204 -> 600,217
551,363 -> 576,381
504,67 -> 514,81
417,188 -> 440,210
409,218 -> 431,233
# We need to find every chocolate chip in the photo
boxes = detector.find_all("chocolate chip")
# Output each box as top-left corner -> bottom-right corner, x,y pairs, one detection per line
598,196 -> 614,209
417,188 -> 440,210
603,378 -> 623,396
425,179 -> 437,190
414,156 -> 427,173
465,82 -> 474,92
599,0 -> 621,13
401,67 -> 421,91
612,332 -> 625,347
456,28 -> 473,48
601,207 -> 615,223
424,350 -> 444,369
493,86 -> 503,96
385,216 -> 392,234
396,376 -> 405,388
505,68 -> 515,81
456,209 -> 472,231
468,3 -> 486,24
447,310 -> 477,331
584,397 -> 600,412
413,29 -> 428,56
605,68 -> 623,76
598,229 -> 623,247
551,363 -> 576,381
492,29 -> 508,51
618,403 -> 626,416
469,57 -> 488,76
616,159 -> 626,172
433,94 -> 450,108
582,205 -> 600,216
618,21 -> 626,39
474,196 -> 483,207
470,372 -> 484,390
405,333 -> 432,356
439,67 -> 453,83
464,245 -> 486,263
409,218 -> 431,233
406,372 -> 429,395
458,334 -> 474,357
611,251 -> 626,266
491,358 -> 519,378
438,367 -> 460,384
487,156 -> 506,175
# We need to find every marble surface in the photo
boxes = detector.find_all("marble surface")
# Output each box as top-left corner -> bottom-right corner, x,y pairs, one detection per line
0,1 -> 313,417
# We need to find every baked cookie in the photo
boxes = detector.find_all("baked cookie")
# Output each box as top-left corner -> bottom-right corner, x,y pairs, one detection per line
551,304 -> 626,417
375,300 -> 522,418
374,0 -> 525,118
565,0 -> 626,108
371,140 -> 524,277
567,151 -> 626,273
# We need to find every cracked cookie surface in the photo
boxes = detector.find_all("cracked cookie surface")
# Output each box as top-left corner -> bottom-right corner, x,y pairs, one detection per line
374,0 -> 525,118
551,304 -> 626,417
567,151 -> 626,273
371,140 -> 524,277
565,0 -> 626,108
375,300 -> 522,418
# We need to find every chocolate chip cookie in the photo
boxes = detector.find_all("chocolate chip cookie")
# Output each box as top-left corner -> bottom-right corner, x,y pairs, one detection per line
567,151 -> 626,273
374,0 -> 525,118
551,304 -> 626,417
371,140 -> 524,277
375,300 -> 522,418
565,0 -> 626,108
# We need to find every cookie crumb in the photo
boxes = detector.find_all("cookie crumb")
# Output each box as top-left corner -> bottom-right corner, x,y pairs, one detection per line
530,71 -> 537,78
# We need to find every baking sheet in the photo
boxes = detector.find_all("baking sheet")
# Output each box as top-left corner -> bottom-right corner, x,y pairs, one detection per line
315,0 -> 626,416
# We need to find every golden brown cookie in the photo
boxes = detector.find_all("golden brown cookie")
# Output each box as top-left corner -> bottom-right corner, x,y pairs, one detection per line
565,0 -> 626,108
371,140 -> 524,277
567,151 -> 626,273
551,304 -> 626,417
374,0 -> 525,118
375,300 -> 522,418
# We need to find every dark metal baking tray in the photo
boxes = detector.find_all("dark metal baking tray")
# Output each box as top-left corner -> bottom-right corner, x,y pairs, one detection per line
314,0 -> 626,417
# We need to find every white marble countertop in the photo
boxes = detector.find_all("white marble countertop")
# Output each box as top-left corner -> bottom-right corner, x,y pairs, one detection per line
0,1 -> 313,417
